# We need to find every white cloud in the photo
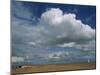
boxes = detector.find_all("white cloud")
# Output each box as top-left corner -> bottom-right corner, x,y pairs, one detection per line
38,8 -> 95,48
39,8 -> 95,43
57,40 -> 95,51
28,42 -> 36,46
12,8 -> 96,57
48,51 -> 70,60
57,42 -> 76,47
12,56 -> 24,63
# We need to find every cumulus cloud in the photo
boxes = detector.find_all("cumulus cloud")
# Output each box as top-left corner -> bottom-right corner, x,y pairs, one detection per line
12,7 -> 96,58
38,8 -> 95,49
39,8 -> 95,44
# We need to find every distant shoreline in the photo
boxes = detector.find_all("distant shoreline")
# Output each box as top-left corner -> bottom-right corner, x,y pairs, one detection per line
12,63 -> 96,75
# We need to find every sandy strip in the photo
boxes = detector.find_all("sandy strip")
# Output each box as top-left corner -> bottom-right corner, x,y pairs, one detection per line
12,63 -> 96,75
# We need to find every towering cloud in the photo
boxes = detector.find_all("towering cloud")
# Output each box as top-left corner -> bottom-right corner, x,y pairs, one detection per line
38,8 -> 95,48
13,7 -> 95,49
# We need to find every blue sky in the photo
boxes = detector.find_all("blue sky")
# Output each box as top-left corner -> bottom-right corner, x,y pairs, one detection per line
11,1 -> 96,64
12,1 -> 96,28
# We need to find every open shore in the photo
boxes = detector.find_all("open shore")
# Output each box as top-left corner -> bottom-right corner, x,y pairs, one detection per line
12,63 -> 96,75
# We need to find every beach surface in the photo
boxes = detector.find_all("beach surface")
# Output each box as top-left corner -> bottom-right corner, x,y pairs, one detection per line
12,63 -> 96,75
